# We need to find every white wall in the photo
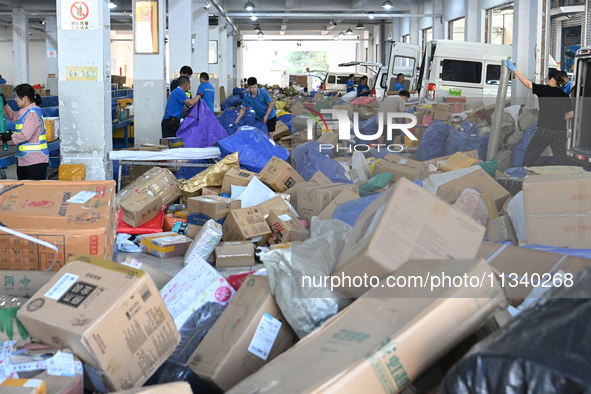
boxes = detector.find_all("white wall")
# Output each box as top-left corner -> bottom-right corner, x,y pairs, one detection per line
0,26 -> 47,86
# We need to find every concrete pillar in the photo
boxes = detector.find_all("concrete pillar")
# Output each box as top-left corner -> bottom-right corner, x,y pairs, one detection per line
169,0 -> 192,85
410,3 -> 420,46
464,0 -> 478,42
45,16 -> 58,96
191,1 -> 209,76
236,43 -> 244,86
511,0 -> 540,107
218,24 -> 228,96
133,0 -> 166,145
57,0 -> 112,180
433,0 -> 444,40
228,33 -> 235,91
12,11 -> 29,85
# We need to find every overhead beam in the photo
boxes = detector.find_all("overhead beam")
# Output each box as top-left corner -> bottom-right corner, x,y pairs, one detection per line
228,12 -> 441,19
350,0 -> 369,8
285,0 -> 294,9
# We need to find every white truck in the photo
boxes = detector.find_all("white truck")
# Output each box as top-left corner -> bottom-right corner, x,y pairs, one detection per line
567,47 -> 591,165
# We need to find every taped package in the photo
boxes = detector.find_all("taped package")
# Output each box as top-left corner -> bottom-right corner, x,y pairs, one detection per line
440,152 -> 478,172
116,167 -> 181,207
139,232 -> 193,258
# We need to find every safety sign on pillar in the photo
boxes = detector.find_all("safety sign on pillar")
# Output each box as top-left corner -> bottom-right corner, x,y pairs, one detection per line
61,0 -> 98,31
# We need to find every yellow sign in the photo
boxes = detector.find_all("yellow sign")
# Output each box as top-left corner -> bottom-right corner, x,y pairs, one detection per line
65,66 -> 98,81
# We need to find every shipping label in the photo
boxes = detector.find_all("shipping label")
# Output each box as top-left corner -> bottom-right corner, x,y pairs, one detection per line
248,313 -> 282,360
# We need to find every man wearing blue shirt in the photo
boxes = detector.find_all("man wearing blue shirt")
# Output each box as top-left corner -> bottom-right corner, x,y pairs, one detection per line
0,75 -> 5,85
170,65 -> 193,95
346,74 -> 356,93
356,76 -> 371,97
161,76 -> 200,138
197,72 -> 215,113
234,77 -> 277,138
395,73 -> 405,91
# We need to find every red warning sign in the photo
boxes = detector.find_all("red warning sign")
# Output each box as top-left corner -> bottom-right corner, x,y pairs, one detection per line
70,1 -> 89,21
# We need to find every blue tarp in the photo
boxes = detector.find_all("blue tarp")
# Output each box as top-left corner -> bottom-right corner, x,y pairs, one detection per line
217,108 -> 256,135
218,127 -> 289,172
417,121 -> 487,161
416,121 -> 452,161
233,88 -> 247,99
176,100 -> 229,148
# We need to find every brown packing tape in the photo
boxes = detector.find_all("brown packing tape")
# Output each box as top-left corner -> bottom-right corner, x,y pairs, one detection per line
179,153 -> 239,197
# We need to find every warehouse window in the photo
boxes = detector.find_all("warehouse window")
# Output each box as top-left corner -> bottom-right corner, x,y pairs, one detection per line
486,3 -> 513,45
393,56 -> 416,77
448,18 -> 465,41
441,60 -> 482,83
421,28 -> 432,54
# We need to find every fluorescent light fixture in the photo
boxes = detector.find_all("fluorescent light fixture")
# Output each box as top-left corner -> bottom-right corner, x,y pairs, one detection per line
244,1 -> 255,10
368,11 -> 375,19
355,22 -> 364,29
381,0 -> 393,9
109,2 -> 117,8
345,27 -> 354,35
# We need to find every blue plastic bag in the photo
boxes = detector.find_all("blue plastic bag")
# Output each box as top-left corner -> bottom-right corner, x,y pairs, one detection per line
504,167 -> 527,177
443,122 -> 484,158
217,108 -> 256,135
232,88 -> 247,99
511,125 -> 554,167
221,96 -> 243,110
218,127 -> 289,172
291,142 -> 353,184
416,121 -> 452,161
248,120 -> 269,135
332,193 -> 382,227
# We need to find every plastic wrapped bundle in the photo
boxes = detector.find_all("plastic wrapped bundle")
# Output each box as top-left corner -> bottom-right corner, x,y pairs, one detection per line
262,218 -> 353,338
452,188 -> 488,226
441,268 -> 591,394
116,166 -> 181,207
184,219 -> 223,266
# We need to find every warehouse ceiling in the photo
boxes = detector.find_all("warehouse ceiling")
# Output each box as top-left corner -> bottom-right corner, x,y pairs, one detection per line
0,0 -> 417,35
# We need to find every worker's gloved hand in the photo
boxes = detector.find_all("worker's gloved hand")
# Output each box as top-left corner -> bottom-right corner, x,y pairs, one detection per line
0,131 -> 12,142
0,93 -> 7,107
505,59 -> 516,72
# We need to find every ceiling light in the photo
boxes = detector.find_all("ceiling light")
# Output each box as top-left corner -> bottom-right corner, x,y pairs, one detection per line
345,27 -> 354,35
257,30 -> 264,36
250,14 -> 258,21
368,11 -> 375,19
381,0 -> 393,9
355,21 -> 364,29
339,31 -> 345,37
109,2 -> 117,8
244,1 -> 255,11
254,25 -> 261,31
333,35 -> 338,39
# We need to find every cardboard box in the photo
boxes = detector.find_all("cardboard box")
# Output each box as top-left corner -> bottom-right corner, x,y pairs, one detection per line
444,95 -> 467,104
485,215 -> 517,244
433,110 -> 452,121
17,255 -> 180,392
159,137 -> 184,149
227,259 -> 505,394
188,275 -> 297,392
221,168 -> 259,195
214,241 -> 255,267
317,189 -> 360,220
111,382 -> 192,394
476,242 -> 591,305
201,186 -> 222,196
187,196 -> 241,226
309,170 -> 333,186
267,211 -> 309,244
255,195 -> 291,219
268,241 -> 302,250
525,165 -> 587,176
120,193 -> 162,228
223,207 -> 272,247
273,121 -> 290,140
258,157 -> 304,192
333,178 -> 485,297
34,88 -> 50,97
436,168 -> 510,210
116,167 -> 181,207
160,258 -> 235,329
284,181 -> 313,208
374,154 -> 429,184
139,232 -> 193,258
1,84 -> 13,98
296,184 -> 360,223
523,173 -> 591,247
0,271 -> 55,297
317,132 -> 339,146
0,181 -> 117,271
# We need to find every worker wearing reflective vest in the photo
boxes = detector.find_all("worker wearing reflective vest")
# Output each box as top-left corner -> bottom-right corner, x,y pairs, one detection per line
0,84 -> 49,180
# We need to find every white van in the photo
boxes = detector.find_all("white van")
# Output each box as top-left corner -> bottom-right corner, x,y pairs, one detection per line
386,40 -> 512,105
